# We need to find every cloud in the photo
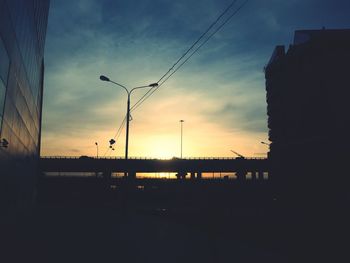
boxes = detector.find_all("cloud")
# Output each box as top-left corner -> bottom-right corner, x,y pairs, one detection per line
209,102 -> 267,133
42,0 -> 350,156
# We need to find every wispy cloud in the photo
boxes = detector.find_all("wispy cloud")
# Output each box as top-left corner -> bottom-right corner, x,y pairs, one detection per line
42,0 -> 350,157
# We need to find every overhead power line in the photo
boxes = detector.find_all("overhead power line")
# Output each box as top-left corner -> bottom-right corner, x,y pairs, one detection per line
156,0 -> 238,84
160,0 -> 249,86
131,0 -> 240,112
131,0 -> 249,112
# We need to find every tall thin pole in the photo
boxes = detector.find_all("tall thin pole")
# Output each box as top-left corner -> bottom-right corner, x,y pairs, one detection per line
95,142 -> 98,158
180,120 -> 184,158
125,93 -> 131,160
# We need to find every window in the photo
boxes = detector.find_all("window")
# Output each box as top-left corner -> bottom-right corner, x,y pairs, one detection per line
0,80 -> 5,129
0,36 -> 10,132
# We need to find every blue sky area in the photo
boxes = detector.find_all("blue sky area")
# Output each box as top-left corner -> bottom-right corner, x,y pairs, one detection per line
41,0 -> 350,158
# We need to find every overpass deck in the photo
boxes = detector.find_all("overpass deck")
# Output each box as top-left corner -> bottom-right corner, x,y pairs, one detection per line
40,156 -> 269,174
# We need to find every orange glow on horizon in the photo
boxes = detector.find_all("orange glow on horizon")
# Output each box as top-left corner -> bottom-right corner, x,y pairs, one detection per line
41,94 -> 269,158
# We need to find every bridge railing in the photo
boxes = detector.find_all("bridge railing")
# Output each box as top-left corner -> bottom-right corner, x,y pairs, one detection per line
40,156 -> 267,160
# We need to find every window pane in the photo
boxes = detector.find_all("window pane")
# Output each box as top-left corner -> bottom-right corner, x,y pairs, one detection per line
0,80 -> 5,114
0,80 -> 6,132
0,37 -> 9,84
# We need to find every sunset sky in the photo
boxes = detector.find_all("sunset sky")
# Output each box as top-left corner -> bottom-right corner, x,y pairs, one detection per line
41,0 -> 350,158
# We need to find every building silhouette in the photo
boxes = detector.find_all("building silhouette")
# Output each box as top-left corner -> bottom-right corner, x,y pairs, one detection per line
0,0 -> 50,210
265,29 -> 350,202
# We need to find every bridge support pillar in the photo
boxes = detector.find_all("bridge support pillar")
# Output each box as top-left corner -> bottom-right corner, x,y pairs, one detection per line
176,171 -> 187,180
258,171 -> 264,180
128,171 -> 136,179
236,170 -> 247,181
251,171 -> 257,181
103,171 -> 112,180
190,172 -> 196,180
196,172 -> 202,180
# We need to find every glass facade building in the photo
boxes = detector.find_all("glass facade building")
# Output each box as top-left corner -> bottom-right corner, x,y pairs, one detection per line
0,0 -> 50,209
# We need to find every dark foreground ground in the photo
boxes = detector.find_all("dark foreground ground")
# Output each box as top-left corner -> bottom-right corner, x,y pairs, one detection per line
1,177 -> 348,262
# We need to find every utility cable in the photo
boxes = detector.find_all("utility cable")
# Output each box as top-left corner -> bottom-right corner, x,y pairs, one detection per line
131,0 -> 249,112
156,0 -> 238,84
131,0 -> 241,112
162,0 -> 248,86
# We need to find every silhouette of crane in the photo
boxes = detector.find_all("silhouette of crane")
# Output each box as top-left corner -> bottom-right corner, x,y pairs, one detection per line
230,150 -> 245,159
230,150 -> 247,179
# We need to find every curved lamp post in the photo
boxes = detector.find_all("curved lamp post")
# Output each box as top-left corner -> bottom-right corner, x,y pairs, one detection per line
100,75 -> 158,161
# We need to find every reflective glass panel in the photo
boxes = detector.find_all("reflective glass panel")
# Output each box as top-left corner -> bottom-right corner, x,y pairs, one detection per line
0,80 -> 6,131
0,36 -> 9,85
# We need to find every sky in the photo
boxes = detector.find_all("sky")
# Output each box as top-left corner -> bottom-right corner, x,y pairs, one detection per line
41,0 -> 350,158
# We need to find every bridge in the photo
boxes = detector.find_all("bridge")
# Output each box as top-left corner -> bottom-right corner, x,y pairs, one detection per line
40,156 -> 270,180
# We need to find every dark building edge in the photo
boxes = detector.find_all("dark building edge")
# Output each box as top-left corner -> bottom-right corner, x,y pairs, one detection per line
265,28 -> 350,203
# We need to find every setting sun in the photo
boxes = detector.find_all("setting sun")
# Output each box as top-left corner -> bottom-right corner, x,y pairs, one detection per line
132,135 -> 179,159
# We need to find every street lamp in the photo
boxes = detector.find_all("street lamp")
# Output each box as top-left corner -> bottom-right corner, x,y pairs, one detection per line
261,141 -> 270,146
95,142 -> 98,158
100,75 -> 158,161
180,120 -> 184,158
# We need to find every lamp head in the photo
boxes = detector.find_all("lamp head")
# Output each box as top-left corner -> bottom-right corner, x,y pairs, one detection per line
100,75 -> 110,82
149,83 -> 158,87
